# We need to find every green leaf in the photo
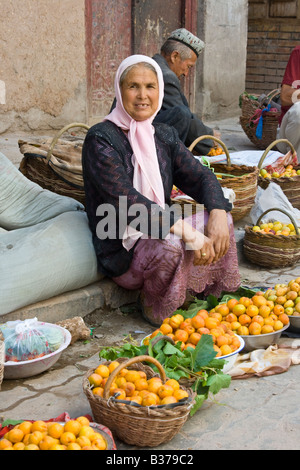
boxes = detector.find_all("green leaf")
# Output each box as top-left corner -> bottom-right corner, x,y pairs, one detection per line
152,349 -> 166,366
192,335 -> 217,371
165,368 -> 189,380
220,286 -> 258,303
178,295 -> 219,319
208,357 -> 227,370
1,419 -> 24,428
190,395 -> 206,417
206,373 -> 231,395
163,341 -> 185,357
206,294 -> 219,307
164,354 -> 179,370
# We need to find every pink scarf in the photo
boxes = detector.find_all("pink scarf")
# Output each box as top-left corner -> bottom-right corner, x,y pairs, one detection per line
104,55 -> 165,250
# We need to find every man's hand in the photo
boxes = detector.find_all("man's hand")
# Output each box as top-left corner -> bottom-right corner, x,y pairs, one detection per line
281,83 -> 300,107
213,129 -> 221,140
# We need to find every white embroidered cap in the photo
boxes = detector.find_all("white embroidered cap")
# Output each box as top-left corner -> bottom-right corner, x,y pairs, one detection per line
168,28 -> 205,57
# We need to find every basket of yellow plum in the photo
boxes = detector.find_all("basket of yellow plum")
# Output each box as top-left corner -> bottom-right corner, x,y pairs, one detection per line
188,135 -> 259,222
83,355 -> 195,447
243,208 -> 300,267
258,139 -> 300,209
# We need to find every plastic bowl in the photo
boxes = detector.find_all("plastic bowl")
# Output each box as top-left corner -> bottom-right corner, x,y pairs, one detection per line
57,422 -> 115,450
287,315 -> 300,333
141,334 -> 245,374
3,323 -> 71,379
239,323 -> 290,353
221,335 -> 245,373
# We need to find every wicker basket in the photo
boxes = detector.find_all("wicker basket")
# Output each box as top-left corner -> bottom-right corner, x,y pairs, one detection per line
257,138 -> 300,209
239,90 -> 281,150
183,135 -> 259,222
243,208 -> 300,268
83,355 -> 195,447
0,331 -> 4,390
19,122 -> 89,206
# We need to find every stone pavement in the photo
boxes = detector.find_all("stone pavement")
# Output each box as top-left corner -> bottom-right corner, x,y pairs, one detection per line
1,117 -> 300,451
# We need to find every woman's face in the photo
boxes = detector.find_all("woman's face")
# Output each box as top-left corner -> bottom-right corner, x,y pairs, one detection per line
120,65 -> 159,121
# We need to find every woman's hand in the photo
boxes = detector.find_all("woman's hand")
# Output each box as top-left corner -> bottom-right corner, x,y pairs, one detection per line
170,218 -> 215,266
205,209 -> 229,263
192,235 -> 215,266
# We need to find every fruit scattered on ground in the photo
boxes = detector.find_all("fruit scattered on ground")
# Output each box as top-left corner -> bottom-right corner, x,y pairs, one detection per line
0,418 -> 107,450
251,221 -> 298,236
87,361 -> 189,406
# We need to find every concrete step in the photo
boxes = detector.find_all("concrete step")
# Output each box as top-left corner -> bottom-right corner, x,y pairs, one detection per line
0,278 -> 139,324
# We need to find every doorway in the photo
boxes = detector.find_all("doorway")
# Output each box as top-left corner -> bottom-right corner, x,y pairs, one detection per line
85,0 -> 197,124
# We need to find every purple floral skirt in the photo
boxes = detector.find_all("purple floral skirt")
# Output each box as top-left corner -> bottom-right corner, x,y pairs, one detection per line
113,211 -> 240,325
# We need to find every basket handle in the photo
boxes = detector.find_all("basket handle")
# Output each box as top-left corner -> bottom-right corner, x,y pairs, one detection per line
103,355 -> 167,399
188,135 -> 231,165
256,208 -> 300,236
146,334 -> 176,352
266,88 -> 281,104
46,122 -> 90,163
257,139 -> 296,170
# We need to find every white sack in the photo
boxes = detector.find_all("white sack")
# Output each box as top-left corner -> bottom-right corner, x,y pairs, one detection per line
201,150 -> 284,167
249,182 -> 300,226
0,211 -> 102,316
0,151 -> 84,230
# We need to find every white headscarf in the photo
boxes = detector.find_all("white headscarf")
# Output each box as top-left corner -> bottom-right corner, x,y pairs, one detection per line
104,55 -> 165,250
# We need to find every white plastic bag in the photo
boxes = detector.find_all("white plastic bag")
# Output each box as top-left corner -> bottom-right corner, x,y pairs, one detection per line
249,182 -> 300,226
0,318 -> 64,362
222,187 -> 236,206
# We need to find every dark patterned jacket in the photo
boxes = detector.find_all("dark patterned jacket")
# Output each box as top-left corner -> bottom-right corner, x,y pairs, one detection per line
82,120 -> 231,277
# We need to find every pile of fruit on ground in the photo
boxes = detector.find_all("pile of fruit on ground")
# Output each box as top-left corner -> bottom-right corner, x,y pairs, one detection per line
0,417 -> 108,450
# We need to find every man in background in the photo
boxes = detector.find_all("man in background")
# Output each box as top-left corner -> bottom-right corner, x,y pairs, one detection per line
277,45 -> 300,160
153,28 -> 220,156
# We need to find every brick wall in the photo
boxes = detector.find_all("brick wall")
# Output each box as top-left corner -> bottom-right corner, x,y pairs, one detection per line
246,20 -> 300,95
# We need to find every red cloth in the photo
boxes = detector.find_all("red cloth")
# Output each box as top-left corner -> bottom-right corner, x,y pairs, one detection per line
264,150 -> 298,175
279,46 -> 300,124
0,412 -> 117,449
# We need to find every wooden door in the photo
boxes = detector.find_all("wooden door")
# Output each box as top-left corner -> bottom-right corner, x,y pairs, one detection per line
85,0 -> 197,124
